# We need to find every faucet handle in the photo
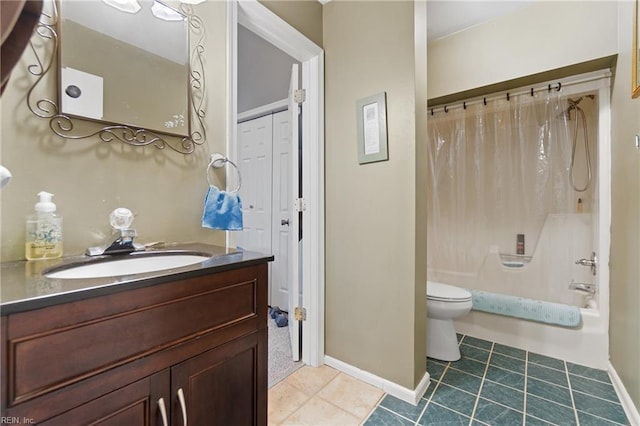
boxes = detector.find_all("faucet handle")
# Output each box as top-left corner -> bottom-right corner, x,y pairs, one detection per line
575,251 -> 597,276
110,208 -> 134,230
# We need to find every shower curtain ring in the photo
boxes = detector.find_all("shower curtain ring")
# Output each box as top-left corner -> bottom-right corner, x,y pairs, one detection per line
483,97 -> 487,106
557,82 -> 562,91
444,105 -> 448,113
548,84 -> 552,92
531,88 -> 534,97
463,102 -> 466,110
506,93 -> 510,101
431,108 -> 434,116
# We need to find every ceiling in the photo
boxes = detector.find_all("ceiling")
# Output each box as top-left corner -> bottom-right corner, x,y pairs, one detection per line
318,1 -> 535,41
426,1 -> 534,41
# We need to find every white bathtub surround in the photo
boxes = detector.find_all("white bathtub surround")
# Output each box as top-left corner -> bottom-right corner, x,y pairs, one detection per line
455,308 -> 607,369
427,73 -> 612,376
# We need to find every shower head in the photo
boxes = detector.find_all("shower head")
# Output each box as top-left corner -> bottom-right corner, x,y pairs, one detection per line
557,95 -> 595,120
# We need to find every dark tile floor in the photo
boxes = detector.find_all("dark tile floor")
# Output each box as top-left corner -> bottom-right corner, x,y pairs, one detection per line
364,334 -> 630,425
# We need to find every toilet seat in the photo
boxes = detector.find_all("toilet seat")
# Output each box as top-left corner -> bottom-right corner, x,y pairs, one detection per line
427,282 -> 472,302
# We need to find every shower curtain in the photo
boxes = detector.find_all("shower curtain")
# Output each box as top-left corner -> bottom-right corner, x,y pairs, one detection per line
427,91 -> 595,292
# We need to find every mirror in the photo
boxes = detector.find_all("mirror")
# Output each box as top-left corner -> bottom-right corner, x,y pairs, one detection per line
27,0 -> 206,154
59,1 -> 189,136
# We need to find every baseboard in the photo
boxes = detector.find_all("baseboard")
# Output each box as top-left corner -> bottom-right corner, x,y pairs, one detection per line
324,355 -> 431,406
608,361 -> 640,425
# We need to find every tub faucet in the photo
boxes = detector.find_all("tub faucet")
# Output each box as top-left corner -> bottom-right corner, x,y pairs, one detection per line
575,251 -> 597,276
569,282 -> 596,295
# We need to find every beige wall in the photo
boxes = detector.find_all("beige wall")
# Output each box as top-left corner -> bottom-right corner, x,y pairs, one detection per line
429,0 -> 639,411
610,0 -> 640,411
428,2 -> 618,99
62,20 -> 188,136
259,0 -> 323,48
1,2 -> 228,261
324,0 -> 426,389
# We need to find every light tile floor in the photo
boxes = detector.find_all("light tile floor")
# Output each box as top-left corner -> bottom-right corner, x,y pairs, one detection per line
268,365 -> 384,425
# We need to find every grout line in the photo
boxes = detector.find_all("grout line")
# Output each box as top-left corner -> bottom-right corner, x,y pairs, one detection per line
528,360 -> 569,373
571,388 -> 626,405
360,392 -> 388,424
372,405 -> 416,424
526,412 -> 562,426
574,408 -> 629,426
568,371 -> 616,386
427,400 -> 473,422
523,350 -> 528,425
564,360 -> 581,426
527,360 -> 614,386
468,341 -> 495,425
413,361 -> 450,425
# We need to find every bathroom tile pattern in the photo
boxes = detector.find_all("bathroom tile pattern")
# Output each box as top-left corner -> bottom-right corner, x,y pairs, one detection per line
268,365 -> 385,425
364,334 -> 630,426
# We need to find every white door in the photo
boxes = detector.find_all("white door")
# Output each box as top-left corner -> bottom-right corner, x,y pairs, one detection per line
270,110 -> 293,310
237,115 -> 273,256
287,64 -> 301,361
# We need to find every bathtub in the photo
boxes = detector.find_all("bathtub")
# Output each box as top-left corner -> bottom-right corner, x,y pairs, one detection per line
454,306 -> 608,369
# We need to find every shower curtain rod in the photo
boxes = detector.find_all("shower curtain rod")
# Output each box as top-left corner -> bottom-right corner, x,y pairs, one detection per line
428,70 -> 611,116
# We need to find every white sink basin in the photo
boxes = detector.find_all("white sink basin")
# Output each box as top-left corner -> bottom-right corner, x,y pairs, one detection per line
45,254 -> 210,279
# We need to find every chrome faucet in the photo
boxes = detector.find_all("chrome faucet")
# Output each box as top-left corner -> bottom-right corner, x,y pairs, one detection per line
86,228 -> 142,256
86,208 -> 144,256
569,282 -> 596,295
104,229 -> 137,254
575,251 -> 597,276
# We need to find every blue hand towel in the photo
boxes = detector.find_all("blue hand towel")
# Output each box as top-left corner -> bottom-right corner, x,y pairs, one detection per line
201,185 -> 243,231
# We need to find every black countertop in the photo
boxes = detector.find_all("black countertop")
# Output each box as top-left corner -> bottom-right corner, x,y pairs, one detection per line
0,243 -> 274,315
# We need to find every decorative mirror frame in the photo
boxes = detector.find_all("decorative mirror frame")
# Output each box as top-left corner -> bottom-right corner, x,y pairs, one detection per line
26,0 -> 206,154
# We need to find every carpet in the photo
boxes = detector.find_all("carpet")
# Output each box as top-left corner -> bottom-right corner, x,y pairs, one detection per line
268,316 -> 303,388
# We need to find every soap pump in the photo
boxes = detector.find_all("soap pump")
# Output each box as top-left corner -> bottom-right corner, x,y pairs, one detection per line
25,191 -> 63,260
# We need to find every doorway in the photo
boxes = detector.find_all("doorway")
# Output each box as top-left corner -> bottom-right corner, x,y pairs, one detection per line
227,0 -> 325,367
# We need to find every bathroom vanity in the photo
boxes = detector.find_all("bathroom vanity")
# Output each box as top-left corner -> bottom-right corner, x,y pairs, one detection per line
0,244 -> 273,425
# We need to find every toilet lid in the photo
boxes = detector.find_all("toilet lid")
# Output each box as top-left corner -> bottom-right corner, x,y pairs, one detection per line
427,282 -> 472,302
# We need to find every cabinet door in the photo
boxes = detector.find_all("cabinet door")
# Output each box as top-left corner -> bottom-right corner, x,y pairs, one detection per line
40,371 -> 170,426
171,331 -> 267,426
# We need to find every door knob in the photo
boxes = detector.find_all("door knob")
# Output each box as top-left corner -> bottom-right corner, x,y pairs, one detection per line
281,219 -> 290,226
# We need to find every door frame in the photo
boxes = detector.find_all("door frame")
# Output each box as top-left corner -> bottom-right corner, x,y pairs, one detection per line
227,0 -> 325,367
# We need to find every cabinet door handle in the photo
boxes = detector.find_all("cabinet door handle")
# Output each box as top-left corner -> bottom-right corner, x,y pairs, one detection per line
157,397 -> 168,426
177,388 -> 188,426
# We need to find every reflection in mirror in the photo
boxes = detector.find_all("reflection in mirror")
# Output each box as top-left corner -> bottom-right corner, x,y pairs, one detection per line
26,0 -> 206,154
59,1 -> 189,136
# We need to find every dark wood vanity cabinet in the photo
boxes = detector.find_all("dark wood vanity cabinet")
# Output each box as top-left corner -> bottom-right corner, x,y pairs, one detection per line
1,263 -> 269,425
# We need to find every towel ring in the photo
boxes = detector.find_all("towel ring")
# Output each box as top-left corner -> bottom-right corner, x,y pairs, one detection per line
207,153 -> 242,193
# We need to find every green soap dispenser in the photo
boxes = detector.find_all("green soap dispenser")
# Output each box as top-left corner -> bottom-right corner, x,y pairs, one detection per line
25,191 -> 63,260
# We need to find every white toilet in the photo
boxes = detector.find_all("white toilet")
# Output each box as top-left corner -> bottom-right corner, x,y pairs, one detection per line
427,281 -> 473,361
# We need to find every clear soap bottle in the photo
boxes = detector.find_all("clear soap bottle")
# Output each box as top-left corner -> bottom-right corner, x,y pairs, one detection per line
25,191 -> 63,260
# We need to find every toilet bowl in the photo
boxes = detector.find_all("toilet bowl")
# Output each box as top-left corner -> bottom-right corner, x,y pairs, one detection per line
427,281 -> 472,361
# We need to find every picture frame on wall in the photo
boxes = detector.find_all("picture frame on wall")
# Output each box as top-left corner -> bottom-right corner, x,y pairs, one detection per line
633,0 -> 640,98
356,92 -> 388,164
